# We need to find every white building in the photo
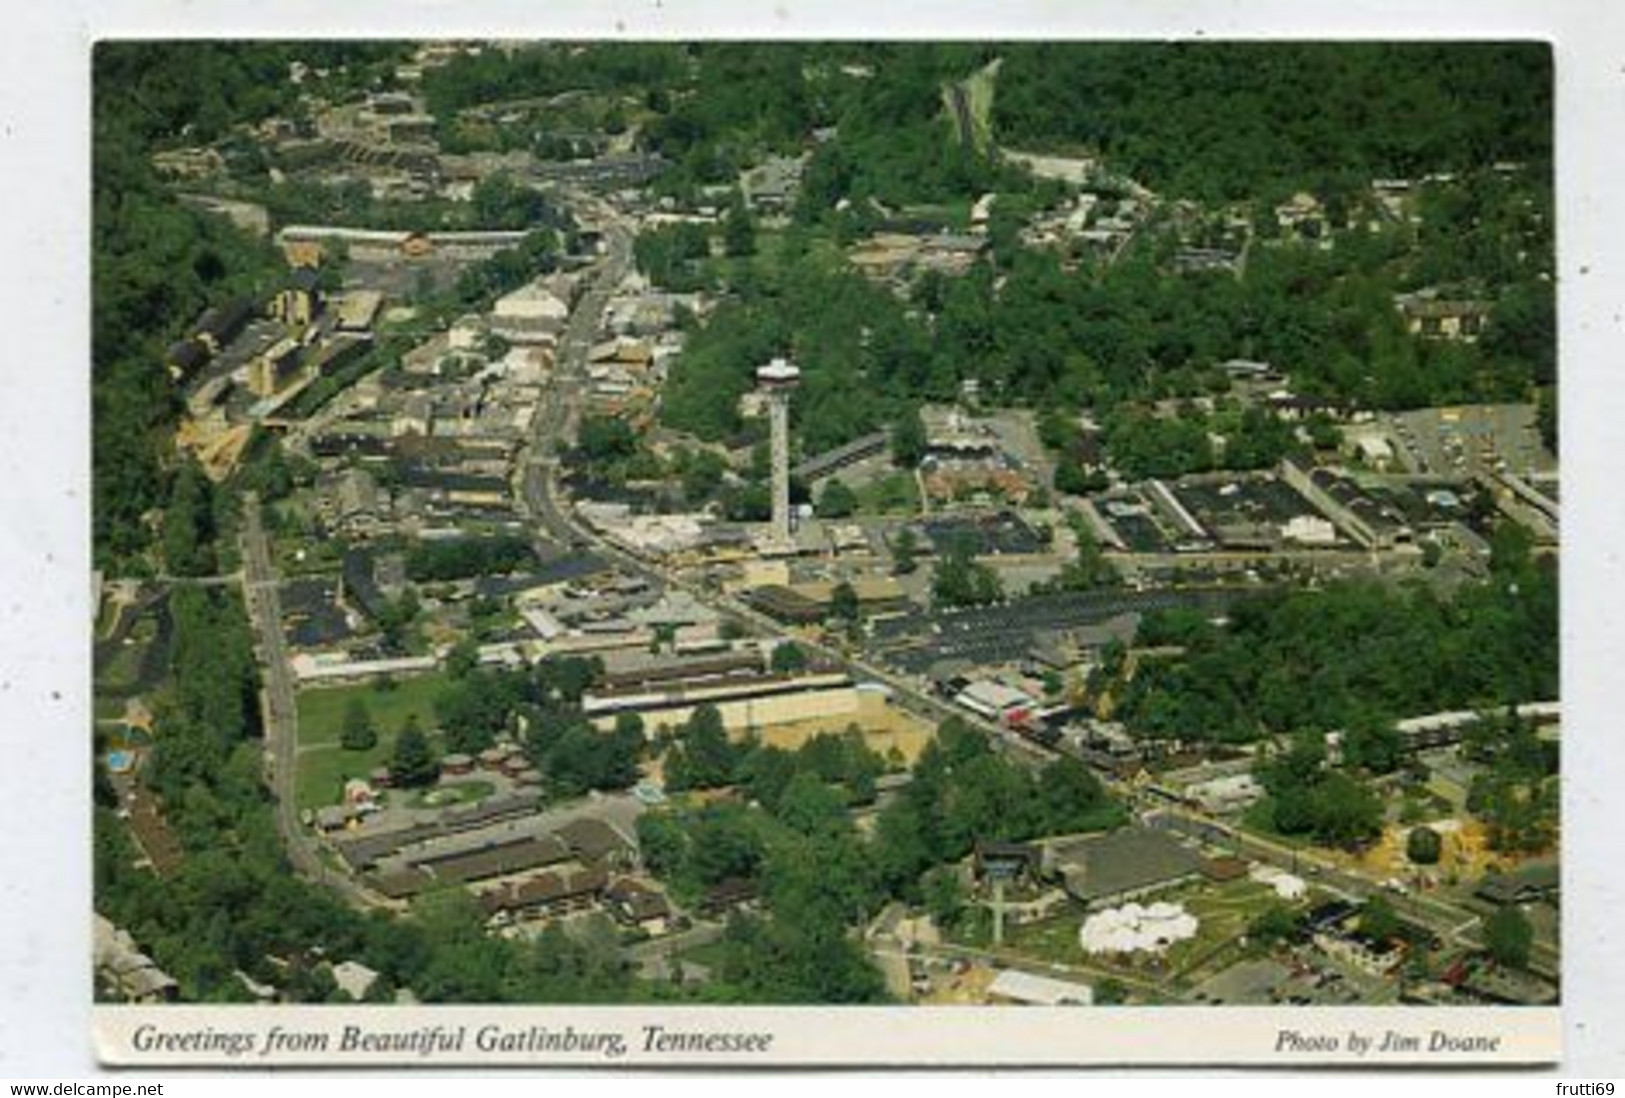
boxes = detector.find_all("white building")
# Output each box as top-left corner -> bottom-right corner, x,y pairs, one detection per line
490,281 -> 570,344
1281,514 -> 1338,546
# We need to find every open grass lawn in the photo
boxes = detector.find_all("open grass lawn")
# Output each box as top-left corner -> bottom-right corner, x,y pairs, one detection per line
296,735 -> 479,814
295,671 -> 451,747
93,694 -> 128,721
294,671 -> 453,811
95,636 -> 152,695
297,742 -> 395,813
407,779 -> 495,809
856,471 -> 921,516
675,937 -> 730,971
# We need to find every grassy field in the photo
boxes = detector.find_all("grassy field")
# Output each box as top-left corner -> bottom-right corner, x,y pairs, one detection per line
855,471 -> 921,516
297,741 -> 396,812
295,671 -> 451,747
407,780 -> 495,809
674,937 -> 730,971
294,671 -> 453,811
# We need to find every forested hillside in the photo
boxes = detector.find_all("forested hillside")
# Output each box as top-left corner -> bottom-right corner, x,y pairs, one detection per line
992,42 -> 1552,201
91,43 -> 402,565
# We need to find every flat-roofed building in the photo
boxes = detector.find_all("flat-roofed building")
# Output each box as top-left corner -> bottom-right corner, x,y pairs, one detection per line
1046,826 -> 1205,910
248,337 -> 304,398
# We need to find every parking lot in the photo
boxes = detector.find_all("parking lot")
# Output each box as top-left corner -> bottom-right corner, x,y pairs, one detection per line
919,512 -> 1046,556
1391,404 -> 1554,479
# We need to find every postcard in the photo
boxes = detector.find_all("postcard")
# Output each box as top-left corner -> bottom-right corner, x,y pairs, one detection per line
88,37 -> 1561,1067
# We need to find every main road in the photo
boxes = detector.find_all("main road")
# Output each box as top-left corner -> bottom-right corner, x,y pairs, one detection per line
240,491 -> 380,908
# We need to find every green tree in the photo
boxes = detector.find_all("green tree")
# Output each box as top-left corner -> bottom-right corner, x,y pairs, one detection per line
816,479 -> 858,519
724,190 -> 756,257
775,772 -> 848,837
340,697 -> 377,752
920,865 -> 965,931
1360,894 -> 1401,943
471,171 -> 550,229
389,716 -> 439,788
636,813 -> 689,879
1343,719 -> 1402,775
770,642 -> 809,675
446,637 -> 480,680
1406,825 -> 1443,866
687,805 -> 765,885
377,589 -> 421,652
1035,756 -> 1115,832
1248,903 -> 1302,948
1535,385 -> 1557,455
829,581 -> 861,627
1484,904 -> 1533,969
162,461 -> 217,577
664,704 -> 739,791
577,415 -> 639,462
932,540 -> 1003,608
1053,522 -> 1116,592
891,526 -> 920,575
892,406 -> 927,468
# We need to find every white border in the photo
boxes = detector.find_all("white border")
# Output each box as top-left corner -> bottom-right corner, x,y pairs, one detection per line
3,0 -> 1622,1079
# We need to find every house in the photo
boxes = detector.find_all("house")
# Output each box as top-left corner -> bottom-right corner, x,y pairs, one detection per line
491,280 -> 570,344
1045,826 -> 1205,910
393,393 -> 435,438
1396,292 -> 1491,342
986,968 -> 1094,1006
314,804 -> 360,832
1200,856 -> 1251,884
698,877 -> 758,918
342,778 -> 377,810
1281,514 -> 1338,546
555,817 -> 636,869
739,154 -> 805,213
334,289 -> 385,333
955,680 -> 1036,725
1313,927 -> 1405,976
746,577 -> 908,624
1184,773 -> 1264,815
1475,863 -> 1559,907
793,431 -> 890,483
330,960 -> 381,1001
272,267 -> 323,326
1026,613 -> 1142,672
974,840 -> 1041,886
605,877 -> 674,935
94,915 -> 179,1003
248,337 -> 304,398
166,338 -> 211,382
192,298 -> 255,355
1274,192 -> 1327,238
477,864 -> 610,923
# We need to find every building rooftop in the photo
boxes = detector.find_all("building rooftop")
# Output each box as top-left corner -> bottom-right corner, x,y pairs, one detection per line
987,968 -> 1094,1006
1048,826 -> 1205,905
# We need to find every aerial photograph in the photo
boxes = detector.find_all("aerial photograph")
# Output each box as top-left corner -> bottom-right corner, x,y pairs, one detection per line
92,41 -> 1559,1013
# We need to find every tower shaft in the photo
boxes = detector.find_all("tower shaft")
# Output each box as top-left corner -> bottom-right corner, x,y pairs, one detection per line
769,391 -> 791,545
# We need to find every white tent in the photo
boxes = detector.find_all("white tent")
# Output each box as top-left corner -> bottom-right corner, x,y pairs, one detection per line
1080,901 -> 1201,955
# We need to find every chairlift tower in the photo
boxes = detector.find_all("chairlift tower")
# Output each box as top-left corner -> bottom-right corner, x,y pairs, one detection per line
756,356 -> 801,548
